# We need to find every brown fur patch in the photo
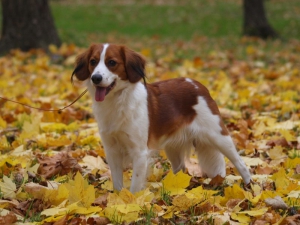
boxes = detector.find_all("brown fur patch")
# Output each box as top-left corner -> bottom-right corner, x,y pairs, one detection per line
147,78 -> 228,148
72,44 -> 104,81
72,44 -> 145,84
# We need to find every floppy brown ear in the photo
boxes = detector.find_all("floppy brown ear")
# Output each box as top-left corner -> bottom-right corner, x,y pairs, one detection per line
71,49 -> 90,82
121,46 -> 146,83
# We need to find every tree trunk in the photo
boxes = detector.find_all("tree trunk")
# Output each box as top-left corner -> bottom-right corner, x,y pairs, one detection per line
243,0 -> 278,39
0,0 -> 61,54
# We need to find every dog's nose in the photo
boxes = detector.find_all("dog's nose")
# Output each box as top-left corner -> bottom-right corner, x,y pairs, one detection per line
91,74 -> 103,84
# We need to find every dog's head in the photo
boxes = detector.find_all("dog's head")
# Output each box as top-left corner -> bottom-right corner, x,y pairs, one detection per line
72,43 -> 146,102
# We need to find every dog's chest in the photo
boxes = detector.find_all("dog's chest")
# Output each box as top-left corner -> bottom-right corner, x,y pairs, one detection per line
92,83 -> 149,136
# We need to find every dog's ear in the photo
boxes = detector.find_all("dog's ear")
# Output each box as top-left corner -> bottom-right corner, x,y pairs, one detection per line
121,46 -> 146,83
71,48 -> 91,82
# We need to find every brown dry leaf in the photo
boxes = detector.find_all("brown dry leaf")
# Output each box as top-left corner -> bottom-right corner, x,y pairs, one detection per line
53,214 -> 69,225
295,165 -> 300,174
253,219 -> 269,225
17,199 -> 51,217
0,211 -> 17,225
255,211 -> 283,224
87,217 -> 110,225
281,214 -> 300,225
209,174 -> 225,186
226,199 -> 242,210
255,165 -> 274,175
37,151 -> 82,178
93,193 -> 109,208
266,137 -> 290,148
184,157 -> 202,177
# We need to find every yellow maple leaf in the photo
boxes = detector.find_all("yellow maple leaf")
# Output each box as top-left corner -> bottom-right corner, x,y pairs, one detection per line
286,157 -> 300,170
188,185 -> 218,202
135,188 -> 155,206
46,135 -> 73,147
0,136 -> 9,151
231,213 -> 251,224
224,184 -> 245,201
40,122 -> 67,133
261,190 -> 280,201
0,116 -> 7,129
162,205 -> 176,219
269,146 -> 284,160
80,135 -> 101,147
253,120 -> 267,137
51,184 -> 69,206
80,155 -> 108,172
271,167 -> 290,191
239,207 -> 268,216
107,192 -> 125,206
0,176 -> 17,199
279,129 -> 296,142
104,206 -> 139,223
104,188 -> 155,223
119,188 -> 136,204
62,172 -> 95,208
71,206 -> 102,215
19,113 -> 42,140
162,170 -> 191,195
148,164 -> 164,182
172,194 -> 198,211
25,181 -> 69,206
101,180 -> 114,192
41,205 -> 69,217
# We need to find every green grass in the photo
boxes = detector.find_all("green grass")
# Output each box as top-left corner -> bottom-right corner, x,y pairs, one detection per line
49,0 -> 300,47
0,0 -> 299,61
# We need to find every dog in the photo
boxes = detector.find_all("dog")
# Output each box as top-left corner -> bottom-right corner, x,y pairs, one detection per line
72,43 -> 251,193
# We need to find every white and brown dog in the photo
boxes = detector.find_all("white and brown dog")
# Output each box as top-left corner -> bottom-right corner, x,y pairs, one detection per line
72,43 -> 251,193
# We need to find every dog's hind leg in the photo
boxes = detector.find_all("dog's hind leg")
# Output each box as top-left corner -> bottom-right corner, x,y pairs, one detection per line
164,144 -> 189,174
215,135 -> 251,184
194,141 -> 226,178
206,133 -> 251,184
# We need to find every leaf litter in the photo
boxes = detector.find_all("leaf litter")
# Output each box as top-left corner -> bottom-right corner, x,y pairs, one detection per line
0,37 -> 300,224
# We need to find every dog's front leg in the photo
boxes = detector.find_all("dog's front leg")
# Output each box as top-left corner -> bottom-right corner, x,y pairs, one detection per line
130,151 -> 148,193
101,134 -> 124,191
105,150 -> 123,191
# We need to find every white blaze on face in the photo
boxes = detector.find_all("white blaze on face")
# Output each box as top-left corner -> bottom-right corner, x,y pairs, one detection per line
91,44 -> 118,102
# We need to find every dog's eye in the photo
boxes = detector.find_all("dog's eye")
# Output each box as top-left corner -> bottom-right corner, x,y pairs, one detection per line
108,60 -> 117,67
90,59 -> 97,66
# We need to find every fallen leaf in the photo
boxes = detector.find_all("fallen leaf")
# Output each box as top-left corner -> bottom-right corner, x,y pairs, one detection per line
265,196 -> 288,210
62,172 -> 95,208
0,211 -> 17,225
162,170 -> 191,195
37,151 -> 82,178
0,176 -> 16,199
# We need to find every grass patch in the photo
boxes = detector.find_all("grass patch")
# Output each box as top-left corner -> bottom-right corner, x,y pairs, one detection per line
49,0 -> 300,47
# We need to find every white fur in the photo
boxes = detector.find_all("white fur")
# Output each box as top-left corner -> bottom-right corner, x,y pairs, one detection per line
86,45 -> 251,193
185,78 -> 199,89
87,44 -> 150,192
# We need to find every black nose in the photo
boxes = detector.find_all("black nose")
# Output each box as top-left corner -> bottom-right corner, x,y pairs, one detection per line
91,74 -> 102,84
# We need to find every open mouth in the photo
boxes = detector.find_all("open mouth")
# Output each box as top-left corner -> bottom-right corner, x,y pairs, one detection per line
95,80 -> 116,102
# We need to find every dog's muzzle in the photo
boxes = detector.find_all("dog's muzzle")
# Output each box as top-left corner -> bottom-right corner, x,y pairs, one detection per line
91,74 -> 103,85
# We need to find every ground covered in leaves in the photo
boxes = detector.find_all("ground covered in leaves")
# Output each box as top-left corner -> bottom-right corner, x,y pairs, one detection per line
0,38 -> 300,224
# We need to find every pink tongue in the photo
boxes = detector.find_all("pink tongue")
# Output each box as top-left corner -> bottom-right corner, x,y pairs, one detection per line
95,87 -> 106,102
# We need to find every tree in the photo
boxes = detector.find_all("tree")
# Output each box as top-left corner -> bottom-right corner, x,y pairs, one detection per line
0,0 -> 61,54
243,0 -> 278,39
